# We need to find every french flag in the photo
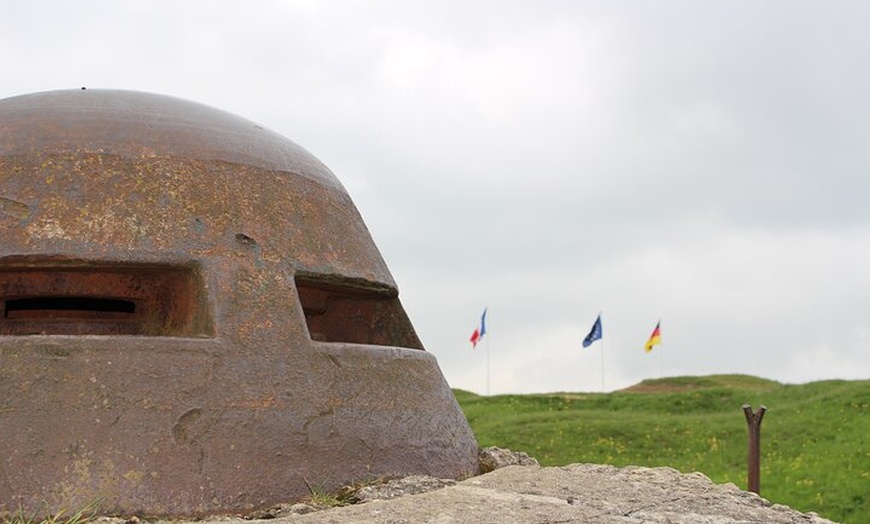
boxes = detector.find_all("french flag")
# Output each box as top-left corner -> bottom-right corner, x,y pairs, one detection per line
470,308 -> 487,348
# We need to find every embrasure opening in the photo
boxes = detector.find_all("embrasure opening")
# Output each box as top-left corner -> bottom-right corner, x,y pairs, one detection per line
0,263 -> 212,336
5,297 -> 136,317
295,275 -> 423,349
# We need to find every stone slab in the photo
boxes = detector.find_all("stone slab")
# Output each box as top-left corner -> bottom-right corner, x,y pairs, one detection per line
154,463 -> 838,524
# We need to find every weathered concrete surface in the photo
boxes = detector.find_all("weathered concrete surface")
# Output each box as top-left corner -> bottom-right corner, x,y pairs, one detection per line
163,464 -> 838,524
0,89 -> 479,516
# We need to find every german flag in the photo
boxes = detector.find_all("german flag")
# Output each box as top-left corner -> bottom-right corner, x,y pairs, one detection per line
644,321 -> 661,353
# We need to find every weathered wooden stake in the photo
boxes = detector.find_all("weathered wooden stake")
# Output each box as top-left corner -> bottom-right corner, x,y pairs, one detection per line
742,404 -> 767,494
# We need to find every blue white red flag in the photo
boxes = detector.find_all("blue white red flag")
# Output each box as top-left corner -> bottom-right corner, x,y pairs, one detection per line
470,308 -> 487,348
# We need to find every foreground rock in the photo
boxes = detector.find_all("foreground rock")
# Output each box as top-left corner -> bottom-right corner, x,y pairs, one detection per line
154,462 -> 837,524
477,446 -> 539,472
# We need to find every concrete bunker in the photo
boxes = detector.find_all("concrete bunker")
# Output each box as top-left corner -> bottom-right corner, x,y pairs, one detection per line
0,89 -> 478,517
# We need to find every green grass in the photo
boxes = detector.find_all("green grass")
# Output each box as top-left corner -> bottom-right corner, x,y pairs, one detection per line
0,499 -> 101,524
456,375 -> 869,524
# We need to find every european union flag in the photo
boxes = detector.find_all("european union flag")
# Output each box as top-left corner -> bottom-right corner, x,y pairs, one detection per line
582,314 -> 602,348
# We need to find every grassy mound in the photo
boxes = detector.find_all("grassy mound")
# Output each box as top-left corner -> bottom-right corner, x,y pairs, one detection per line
620,374 -> 782,392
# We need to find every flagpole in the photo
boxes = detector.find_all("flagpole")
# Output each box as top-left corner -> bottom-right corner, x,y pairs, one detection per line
470,307 -> 489,395
582,313 -> 604,393
659,319 -> 663,378
601,337 -> 605,393
659,343 -> 664,378
486,335 -> 491,396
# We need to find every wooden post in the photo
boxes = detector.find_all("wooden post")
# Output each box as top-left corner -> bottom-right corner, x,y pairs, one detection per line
742,404 -> 767,494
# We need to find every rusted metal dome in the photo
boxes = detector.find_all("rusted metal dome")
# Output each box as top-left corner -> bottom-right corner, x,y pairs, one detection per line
0,89 -> 478,517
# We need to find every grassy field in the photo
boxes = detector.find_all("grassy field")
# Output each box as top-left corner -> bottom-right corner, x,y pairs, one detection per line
455,375 -> 869,524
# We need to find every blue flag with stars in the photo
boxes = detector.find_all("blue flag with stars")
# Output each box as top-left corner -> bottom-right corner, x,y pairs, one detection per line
582,314 -> 602,348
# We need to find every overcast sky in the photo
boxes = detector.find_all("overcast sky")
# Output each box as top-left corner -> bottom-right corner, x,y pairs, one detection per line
3,1 -> 869,394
